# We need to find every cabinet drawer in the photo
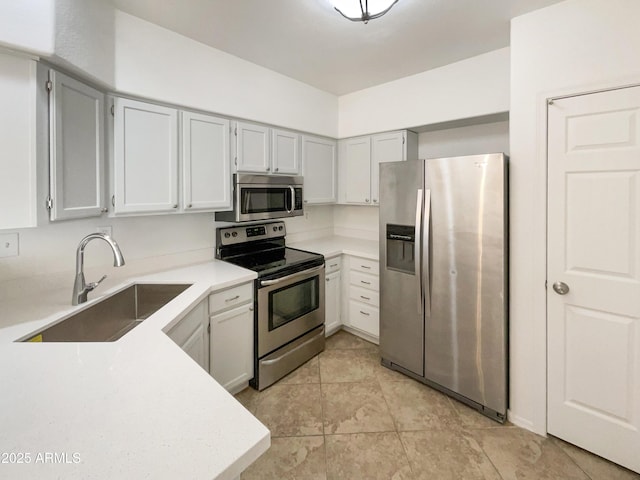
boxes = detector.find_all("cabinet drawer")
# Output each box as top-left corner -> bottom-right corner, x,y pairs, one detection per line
350,258 -> 378,275
209,282 -> 253,314
350,271 -> 379,291
349,300 -> 379,337
350,285 -> 379,307
325,256 -> 342,274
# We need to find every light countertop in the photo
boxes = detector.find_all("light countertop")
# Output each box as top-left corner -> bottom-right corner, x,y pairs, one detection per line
290,235 -> 379,260
0,260 -> 269,480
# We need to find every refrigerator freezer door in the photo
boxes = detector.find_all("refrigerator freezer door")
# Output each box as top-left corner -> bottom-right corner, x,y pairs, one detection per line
380,160 -> 425,377
424,154 -> 507,416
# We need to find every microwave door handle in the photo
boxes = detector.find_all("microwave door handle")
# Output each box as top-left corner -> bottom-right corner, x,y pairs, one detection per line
287,186 -> 295,214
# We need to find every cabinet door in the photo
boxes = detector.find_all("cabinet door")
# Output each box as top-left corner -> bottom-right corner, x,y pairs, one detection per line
343,136 -> 372,204
49,70 -> 105,220
210,303 -> 254,393
371,131 -> 406,205
113,98 -> 178,214
272,128 -> 300,175
302,135 -> 337,204
236,121 -> 270,173
166,301 -> 209,372
325,270 -> 341,336
182,111 -> 231,211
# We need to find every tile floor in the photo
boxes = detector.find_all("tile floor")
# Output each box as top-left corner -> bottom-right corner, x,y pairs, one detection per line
235,330 -> 640,480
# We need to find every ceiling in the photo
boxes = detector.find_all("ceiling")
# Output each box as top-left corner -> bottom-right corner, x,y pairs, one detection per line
112,0 -> 563,96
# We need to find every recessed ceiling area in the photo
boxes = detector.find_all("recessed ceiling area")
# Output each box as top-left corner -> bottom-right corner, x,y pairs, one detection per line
112,0 -> 564,95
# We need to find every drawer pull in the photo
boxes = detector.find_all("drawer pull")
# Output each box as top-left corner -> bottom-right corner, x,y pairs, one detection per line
225,295 -> 240,303
329,263 -> 338,268
360,295 -> 370,300
360,265 -> 371,269
359,310 -> 370,316
360,280 -> 371,285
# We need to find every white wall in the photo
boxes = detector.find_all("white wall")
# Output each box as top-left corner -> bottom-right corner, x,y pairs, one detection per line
0,53 -> 38,230
418,121 -> 509,159
338,48 -> 510,138
53,0 -> 115,86
0,1 -> 55,56
114,11 -> 338,138
509,0 -> 640,434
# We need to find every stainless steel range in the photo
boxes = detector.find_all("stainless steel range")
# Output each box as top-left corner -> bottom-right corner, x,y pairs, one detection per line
216,221 -> 325,390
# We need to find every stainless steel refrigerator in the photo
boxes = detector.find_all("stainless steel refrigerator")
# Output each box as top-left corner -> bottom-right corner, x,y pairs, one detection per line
379,154 -> 508,422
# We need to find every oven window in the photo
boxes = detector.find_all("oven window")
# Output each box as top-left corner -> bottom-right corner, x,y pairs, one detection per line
241,188 -> 289,214
269,276 -> 319,331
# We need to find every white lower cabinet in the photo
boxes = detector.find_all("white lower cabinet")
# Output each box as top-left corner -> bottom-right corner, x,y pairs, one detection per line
209,283 -> 254,394
166,300 -> 209,372
324,255 -> 342,336
343,255 -> 380,343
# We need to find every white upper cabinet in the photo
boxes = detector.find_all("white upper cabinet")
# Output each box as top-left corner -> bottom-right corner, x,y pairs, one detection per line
235,121 -> 271,173
271,128 -> 300,174
235,121 -> 300,175
302,135 -> 337,204
341,136 -> 372,204
48,70 -> 106,221
339,130 -> 417,205
182,111 -> 231,211
112,97 -> 178,215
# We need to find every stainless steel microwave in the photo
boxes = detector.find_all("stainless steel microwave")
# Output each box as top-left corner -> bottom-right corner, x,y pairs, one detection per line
215,174 -> 304,222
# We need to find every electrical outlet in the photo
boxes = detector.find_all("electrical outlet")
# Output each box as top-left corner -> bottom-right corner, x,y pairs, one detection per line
0,233 -> 19,258
97,226 -> 112,237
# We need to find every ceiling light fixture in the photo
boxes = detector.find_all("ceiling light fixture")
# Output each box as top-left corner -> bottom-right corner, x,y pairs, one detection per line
330,0 -> 399,24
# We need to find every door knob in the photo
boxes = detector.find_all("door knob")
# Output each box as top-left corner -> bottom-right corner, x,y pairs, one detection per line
552,281 -> 570,295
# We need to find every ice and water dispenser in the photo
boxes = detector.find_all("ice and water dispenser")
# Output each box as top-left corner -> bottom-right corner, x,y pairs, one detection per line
386,224 -> 415,275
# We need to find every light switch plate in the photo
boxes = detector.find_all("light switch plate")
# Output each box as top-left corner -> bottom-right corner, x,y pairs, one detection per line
97,226 -> 112,237
0,233 -> 19,258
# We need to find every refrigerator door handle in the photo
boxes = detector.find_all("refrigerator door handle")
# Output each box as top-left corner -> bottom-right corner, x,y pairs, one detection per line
415,189 -> 424,317
424,189 -> 432,317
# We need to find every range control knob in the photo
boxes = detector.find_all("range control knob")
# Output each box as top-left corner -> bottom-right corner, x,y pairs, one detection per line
273,226 -> 278,232
224,232 -> 231,238
231,231 -> 238,238
278,226 -> 283,231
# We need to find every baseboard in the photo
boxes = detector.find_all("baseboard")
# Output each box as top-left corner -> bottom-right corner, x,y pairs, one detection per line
341,325 -> 379,345
507,409 -> 537,432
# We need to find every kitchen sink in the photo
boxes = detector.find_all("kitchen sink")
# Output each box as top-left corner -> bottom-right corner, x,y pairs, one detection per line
21,283 -> 192,343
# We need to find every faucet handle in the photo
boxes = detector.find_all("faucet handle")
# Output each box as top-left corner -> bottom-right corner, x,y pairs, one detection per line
87,275 -> 107,291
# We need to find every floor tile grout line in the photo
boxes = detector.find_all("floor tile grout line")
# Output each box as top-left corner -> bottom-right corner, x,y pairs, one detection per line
549,437 -> 595,480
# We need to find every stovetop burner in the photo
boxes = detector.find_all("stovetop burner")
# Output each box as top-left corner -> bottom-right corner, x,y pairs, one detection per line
216,221 -> 324,278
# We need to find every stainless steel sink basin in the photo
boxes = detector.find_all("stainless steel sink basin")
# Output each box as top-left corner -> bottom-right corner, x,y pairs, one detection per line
22,283 -> 192,342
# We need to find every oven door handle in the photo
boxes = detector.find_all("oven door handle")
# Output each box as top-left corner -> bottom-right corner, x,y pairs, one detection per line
260,265 -> 324,287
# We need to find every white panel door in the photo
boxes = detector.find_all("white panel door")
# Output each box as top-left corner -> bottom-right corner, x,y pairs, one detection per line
371,131 -> 405,205
271,128 -> 300,175
343,136 -> 372,204
182,111 -> 230,211
166,300 -> 209,373
49,70 -> 105,221
547,85 -> 640,474
113,98 -> 178,214
302,135 -> 337,204
236,121 -> 270,173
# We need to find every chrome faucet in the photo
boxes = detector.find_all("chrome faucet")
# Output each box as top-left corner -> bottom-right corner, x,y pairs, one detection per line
72,233 -> 126,305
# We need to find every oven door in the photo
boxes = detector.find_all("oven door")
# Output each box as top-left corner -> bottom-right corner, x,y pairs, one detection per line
257,265 -> 325,358
237,184 -> 303,221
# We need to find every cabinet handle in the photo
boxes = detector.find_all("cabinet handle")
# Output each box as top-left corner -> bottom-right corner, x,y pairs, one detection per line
365,198 -> 370,203
359,310 -> 370,316
360,265 -> 371,269
360,295 -> 370,300
173,204 -> 178,209
373,199 -> 378,203
275,167 -> 279,172
187,204 -> 192,208
225,295 -> 240,303
266,167 -> 271,172
360,280 -> 371,285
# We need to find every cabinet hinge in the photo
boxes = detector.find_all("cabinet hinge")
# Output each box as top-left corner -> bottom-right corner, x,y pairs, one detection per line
545,280 -> 548,289
45,80 -> 52,93
207,323 -> 211,334
111,195 -> 115,207
110,104 -> 114,116
45,195 -> 53,210
234,157 -> 237,165
234,127 -> 237,136
402,135 -> 405,145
